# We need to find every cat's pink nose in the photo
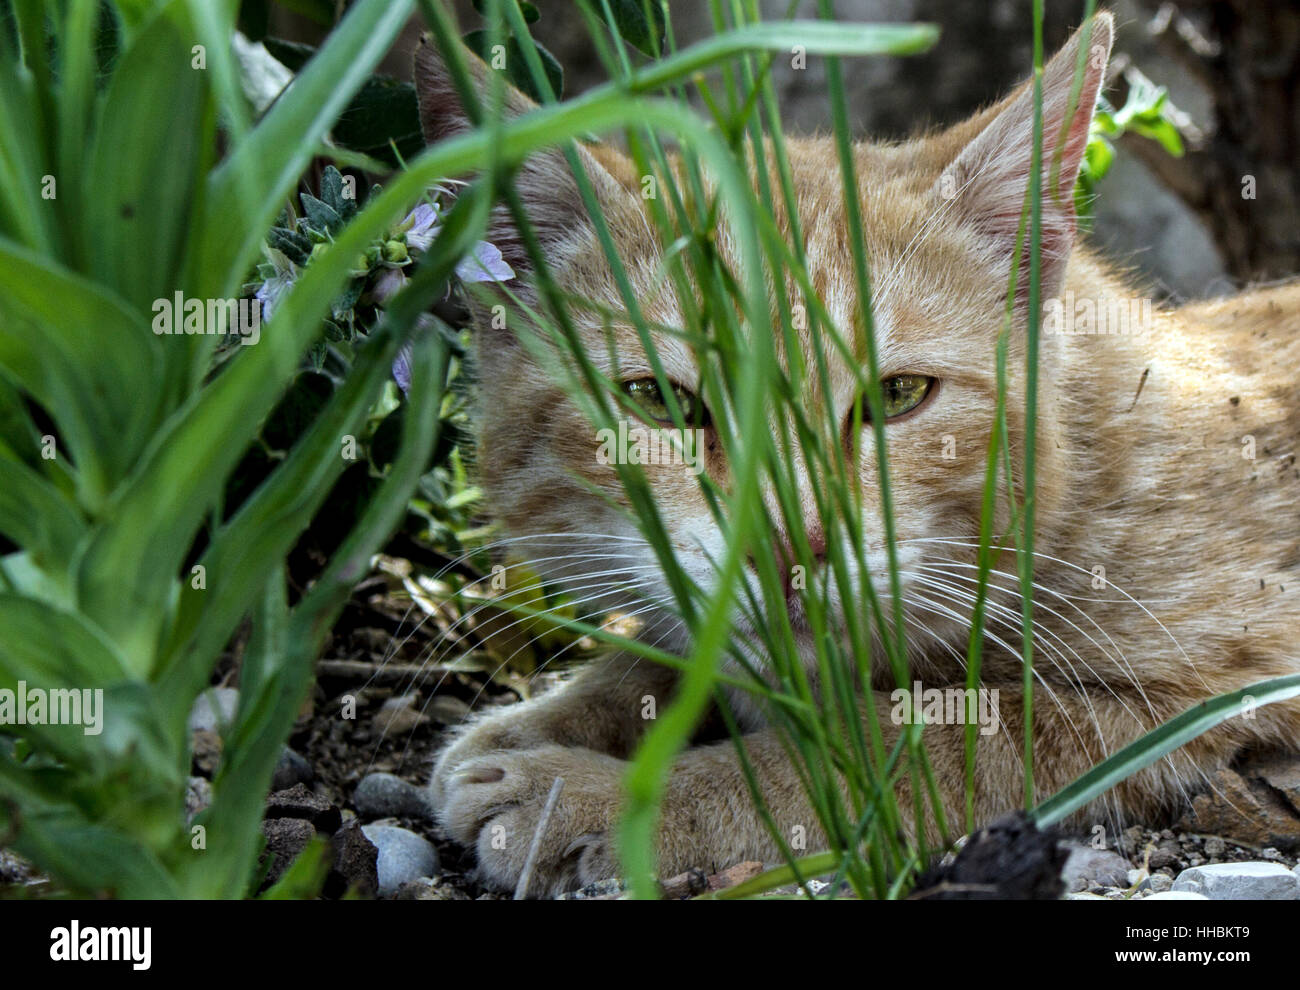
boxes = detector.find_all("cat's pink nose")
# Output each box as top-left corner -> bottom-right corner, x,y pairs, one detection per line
775,529 -> 826,599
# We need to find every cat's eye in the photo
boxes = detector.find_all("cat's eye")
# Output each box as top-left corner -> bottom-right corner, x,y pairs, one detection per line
878,374 -> 935,419
622,377 -> 710,427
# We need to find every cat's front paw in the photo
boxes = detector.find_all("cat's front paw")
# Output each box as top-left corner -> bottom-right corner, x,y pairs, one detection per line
437,744 -> 625,896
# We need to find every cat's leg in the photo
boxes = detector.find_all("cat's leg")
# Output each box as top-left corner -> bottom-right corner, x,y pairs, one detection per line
430,652 -> 677,805
437,686 -> 1247,895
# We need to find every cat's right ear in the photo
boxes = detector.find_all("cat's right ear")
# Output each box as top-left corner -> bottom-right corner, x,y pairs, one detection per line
932,13 -> 1113,301
413,37 -> 630,281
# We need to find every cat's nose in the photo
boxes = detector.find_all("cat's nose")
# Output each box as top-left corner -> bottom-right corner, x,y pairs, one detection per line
774,529 -> 826,599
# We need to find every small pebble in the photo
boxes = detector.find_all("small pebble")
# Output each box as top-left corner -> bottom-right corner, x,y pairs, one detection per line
1204,836 -> 1226,858
557,877 -> 626,900
1148,873 -> 1173,893
1062,846 -> 1133,889
375,694 -> 426,736
354,772 -> 435,820
271,747 -> 314,791
189,688 -> 239,733
185,776 -> 212,822
360,824 -> 439,898
426,695 -> 472,725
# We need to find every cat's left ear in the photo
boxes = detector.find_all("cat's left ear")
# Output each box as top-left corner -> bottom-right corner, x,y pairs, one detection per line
935,12 -> 1113,297
413,36 -> 639,286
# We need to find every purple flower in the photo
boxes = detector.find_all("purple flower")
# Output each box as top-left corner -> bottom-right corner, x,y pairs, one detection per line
396,202 -> 516,283
256,247 -> 298,321
392,343 -> 412,395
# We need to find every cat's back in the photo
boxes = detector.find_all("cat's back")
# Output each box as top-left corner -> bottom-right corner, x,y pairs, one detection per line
1174,281 -> 1300,379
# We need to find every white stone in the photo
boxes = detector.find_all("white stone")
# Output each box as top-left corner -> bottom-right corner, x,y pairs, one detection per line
1171,862 -> 1300,900
361,824 -> 439,898
188,687 -> 239,732
1144,890 -> 1209,900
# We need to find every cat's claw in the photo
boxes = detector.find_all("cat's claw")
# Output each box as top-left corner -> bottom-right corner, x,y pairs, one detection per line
435,745 -> 625,897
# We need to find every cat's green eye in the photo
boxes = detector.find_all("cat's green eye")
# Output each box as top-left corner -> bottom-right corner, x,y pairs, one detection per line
622,378 -> 710,427
878,374 -> 935,419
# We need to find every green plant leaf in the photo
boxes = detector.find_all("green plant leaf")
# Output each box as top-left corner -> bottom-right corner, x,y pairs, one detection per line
591,0 -> 666,55
1034,674 -> 1300,827
196,0 -> 415,300
83,6 -> 207,314
0,240 -> 160,504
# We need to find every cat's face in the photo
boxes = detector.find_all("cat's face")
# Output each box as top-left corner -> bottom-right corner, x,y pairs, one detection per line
416,18 -> 1111,660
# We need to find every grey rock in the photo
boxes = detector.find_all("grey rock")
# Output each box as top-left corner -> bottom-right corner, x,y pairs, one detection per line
266,782 -> 342,833
1203,836 -> 1226,858
328,821 -> 379,899
1065,892 -> 1108,900
1172,862 -> 1300,900
188,688 -> 239,733
260,817 -> 316,888
190,728 -> 222,776
374,694 -> 426,736
1148,872 -> 1173,894
1063,846 -> 1133,889
1148,839 -> 1183,871
354,772 -> 435,820
426,694 -> 472,726
271,747 -> 314,791
557,877 -> 627,900
395,877 -> 471,900
360,824 -> 439,898
185,776 -> 212,823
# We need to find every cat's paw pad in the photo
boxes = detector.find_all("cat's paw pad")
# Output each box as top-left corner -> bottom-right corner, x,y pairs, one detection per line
436,745 -> 624,896
429,716 -> 538,806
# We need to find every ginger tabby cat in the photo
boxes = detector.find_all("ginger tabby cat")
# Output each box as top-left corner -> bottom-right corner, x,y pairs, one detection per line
413,13 -> 1300,895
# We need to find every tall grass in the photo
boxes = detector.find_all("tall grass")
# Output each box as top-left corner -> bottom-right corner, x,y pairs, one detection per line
441,0 -> 1300,901
1,0 -> 1296,900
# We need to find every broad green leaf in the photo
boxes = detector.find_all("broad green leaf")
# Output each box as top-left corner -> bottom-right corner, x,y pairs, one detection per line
0,796 -> 181,898
0,37 -> 55,250
0,457 -> 84,571
83,7 -> 207,312
0,240 -> 160,503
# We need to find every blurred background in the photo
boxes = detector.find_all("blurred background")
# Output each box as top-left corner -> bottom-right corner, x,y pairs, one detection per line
275,0 -> 1300,303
